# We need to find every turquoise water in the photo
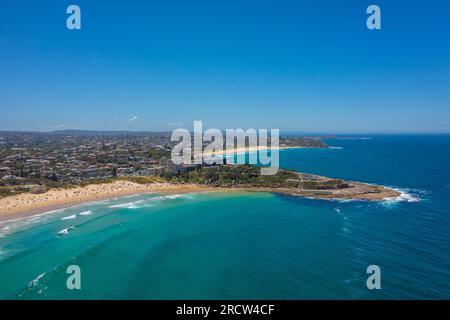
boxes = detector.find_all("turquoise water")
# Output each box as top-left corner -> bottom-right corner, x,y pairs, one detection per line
0,135 -> 449,299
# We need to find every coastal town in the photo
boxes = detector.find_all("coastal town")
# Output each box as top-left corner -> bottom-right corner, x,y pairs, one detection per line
0,130 -> 327,198
0,130 -> 401,221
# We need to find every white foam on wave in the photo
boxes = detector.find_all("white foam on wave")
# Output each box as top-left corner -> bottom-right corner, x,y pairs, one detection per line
334,208 -> 341,213
79,210 -> 92,216
335,198 -> 358,203
0,226 -> 11,238
58,226 -> 75,235
152,193 -> 197,202
382,188 -> 421,205
28,272 -> 46,288
107,193 -> 192,210
149,194 -> 185,201
61,214 -> 77,220
108,200 -> 145,209
328,146 -> 343,150
0,208 -> 65,228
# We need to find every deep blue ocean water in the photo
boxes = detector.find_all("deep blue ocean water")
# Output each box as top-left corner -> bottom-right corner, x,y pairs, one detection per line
0,135 -> 449,299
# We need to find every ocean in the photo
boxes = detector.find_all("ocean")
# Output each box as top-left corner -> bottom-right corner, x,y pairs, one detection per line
0,134 -> 449,299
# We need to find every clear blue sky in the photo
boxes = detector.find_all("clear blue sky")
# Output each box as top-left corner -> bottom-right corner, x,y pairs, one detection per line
0,0 -> 449,133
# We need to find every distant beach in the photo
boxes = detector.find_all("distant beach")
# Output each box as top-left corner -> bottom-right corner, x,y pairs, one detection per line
202,145 -> 318,157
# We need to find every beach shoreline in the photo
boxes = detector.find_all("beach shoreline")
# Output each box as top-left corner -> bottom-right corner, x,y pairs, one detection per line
202,145 -> 324,157
0,181 -> 224,222
0,177 -> 401,222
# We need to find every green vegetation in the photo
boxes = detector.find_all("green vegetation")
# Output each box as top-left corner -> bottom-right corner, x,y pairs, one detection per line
118,176 -> 165,184
168,165 -> 300,187
53,176 -> 165,188
0,176 -> 165,198
148,148 -> 170,159
167,164 -> 349,191
281,137 -> 328,148
0,186 -> 25,198
300,179 -> 348,190
0,162 -> 350,199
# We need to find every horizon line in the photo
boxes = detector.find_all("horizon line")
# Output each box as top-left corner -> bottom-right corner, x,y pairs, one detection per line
1,129 -> 450,135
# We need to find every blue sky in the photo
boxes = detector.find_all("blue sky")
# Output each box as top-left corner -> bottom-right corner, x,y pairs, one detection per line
0,0 -> 449,133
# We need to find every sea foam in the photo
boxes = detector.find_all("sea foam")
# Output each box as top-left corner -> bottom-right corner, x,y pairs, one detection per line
383,188 -> 421,204
58,226 -> 75,235
107,194 -> 191,209
61,214 -> 77,220
79,210 -> 93,216
108,200 -> 145,209
28,272 -> 46,288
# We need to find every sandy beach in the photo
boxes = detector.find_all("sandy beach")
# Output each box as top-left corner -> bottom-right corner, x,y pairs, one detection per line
0,176 -> 400,222
0,181 -> 219,221
202,145 -> 305,157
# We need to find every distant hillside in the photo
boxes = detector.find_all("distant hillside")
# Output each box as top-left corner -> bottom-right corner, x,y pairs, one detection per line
49,130 -> 173,137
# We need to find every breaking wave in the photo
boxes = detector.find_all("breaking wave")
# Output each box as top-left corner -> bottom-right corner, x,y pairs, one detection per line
58,226 -> 75,235
61,214 -> 77,220
107,194 -> 192,209
28,272 -> 46,288
382,188 -> 422,205
108,200 -> 146,209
